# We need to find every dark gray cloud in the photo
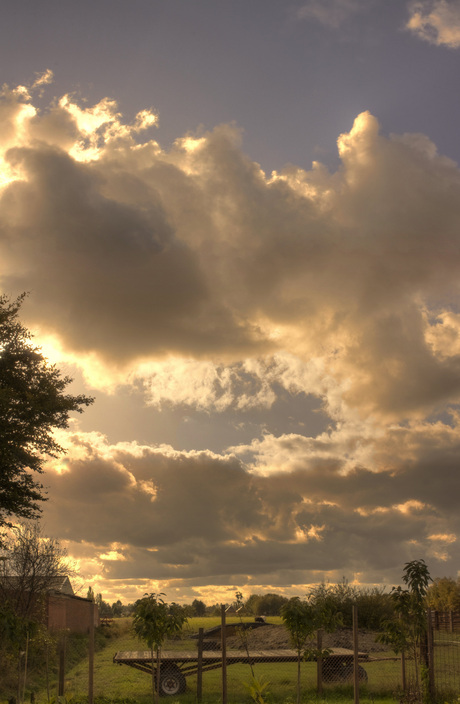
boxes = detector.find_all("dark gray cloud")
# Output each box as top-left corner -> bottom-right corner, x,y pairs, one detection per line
41,424 -> 460,596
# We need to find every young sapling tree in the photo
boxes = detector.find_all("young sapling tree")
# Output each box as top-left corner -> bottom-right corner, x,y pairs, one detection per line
378,559 -> 432,694
132,592 -> 187,703
281,595 -> 341,704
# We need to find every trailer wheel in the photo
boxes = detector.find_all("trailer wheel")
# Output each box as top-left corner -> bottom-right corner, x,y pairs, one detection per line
159,665 -> 186,696
336,663 -> 368,683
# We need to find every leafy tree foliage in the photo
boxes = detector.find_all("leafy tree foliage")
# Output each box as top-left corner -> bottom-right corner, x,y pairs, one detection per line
245,593 -> 289,616
0,600 -> 42,697
281,596 -> 342,704
306,579 -> 394,629
378,559 -> 432,691
0,294 -> 93,535
427,577 -> 460,612
133,593 -> 187,703
87,586 -> 95,601
191,598 -> 206,616
112,599 -> 123,617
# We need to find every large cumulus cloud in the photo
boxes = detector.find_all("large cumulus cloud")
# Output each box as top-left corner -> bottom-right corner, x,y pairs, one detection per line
2,83 -> 460,425
2,76 -> 460,599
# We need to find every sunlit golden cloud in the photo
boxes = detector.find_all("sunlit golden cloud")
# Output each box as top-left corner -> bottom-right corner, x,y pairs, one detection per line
407,0 -> 460,47
2,77 -> 460,598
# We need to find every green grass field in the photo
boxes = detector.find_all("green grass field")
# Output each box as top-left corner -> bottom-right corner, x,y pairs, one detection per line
41,618 -> 400,704
4,618 -> 459,704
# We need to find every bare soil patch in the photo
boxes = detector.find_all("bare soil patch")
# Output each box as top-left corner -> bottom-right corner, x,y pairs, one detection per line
223,625 -> 389,653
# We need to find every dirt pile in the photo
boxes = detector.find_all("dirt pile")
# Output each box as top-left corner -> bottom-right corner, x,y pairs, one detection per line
223,625 -> 389,653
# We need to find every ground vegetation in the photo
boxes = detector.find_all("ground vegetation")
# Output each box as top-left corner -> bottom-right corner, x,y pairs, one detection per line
427,577 -> 460,612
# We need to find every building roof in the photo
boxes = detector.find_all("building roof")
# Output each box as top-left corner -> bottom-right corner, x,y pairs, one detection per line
0,575 -> 75,595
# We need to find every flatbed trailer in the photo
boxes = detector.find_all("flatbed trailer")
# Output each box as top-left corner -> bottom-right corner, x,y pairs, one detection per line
113,648 -> 369,696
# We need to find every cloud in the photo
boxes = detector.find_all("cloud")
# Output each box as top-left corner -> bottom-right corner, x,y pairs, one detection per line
406,1 -> 460,47
1,88 -> 460,427
3,79 -> 460,598
0,91 -> 460,432
296,0 -> 366,28
40,422 -> 460,599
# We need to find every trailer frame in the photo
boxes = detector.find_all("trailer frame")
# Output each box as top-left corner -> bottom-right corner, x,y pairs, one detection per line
113,647 -> 369,696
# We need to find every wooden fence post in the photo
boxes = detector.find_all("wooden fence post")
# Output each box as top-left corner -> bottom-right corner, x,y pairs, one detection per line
316,629 -> 323,696
401,647 -> 406,693
427,609 -> 435,701
88,602 -> 95,704
197,627 -> 203,702
58,636 -> 65,698
399,613 -> 406,692
352,605 -> 359,704
22,632 -> 29,704
221,605 -> 227,704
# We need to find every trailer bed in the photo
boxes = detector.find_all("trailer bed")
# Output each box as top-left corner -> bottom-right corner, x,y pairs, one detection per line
114,647 -> 368,677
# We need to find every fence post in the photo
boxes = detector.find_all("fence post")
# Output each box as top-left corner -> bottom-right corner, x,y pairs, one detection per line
58,635 -> 65,698
401,647 -> 406,692
197,627 -> 203,702
426,609 -> 435,702
352,605 -> 359,704
399,613 -> 406,692
88,602 -> 95,704
22,631 -> 29,704
316,629 -> 323,696
450,611 -> 454,633
221,605 -> 227,704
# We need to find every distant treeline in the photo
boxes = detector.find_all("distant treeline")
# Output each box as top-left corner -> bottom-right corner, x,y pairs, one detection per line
94,576 -> 460,630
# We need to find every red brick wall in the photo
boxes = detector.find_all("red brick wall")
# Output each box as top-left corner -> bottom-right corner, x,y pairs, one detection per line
47,594 -> 67,631
47,594 -> 99,633
65,597 -> 93,632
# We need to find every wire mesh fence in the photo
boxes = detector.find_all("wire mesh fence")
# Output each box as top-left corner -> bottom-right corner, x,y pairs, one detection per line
4,609 -> 460,704
432,628 -> 460,699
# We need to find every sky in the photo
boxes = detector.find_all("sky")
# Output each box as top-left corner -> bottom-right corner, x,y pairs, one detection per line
2,0 -> 460,606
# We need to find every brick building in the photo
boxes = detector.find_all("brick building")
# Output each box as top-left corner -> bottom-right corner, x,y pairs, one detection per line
1,575 -> 99,634
45,578 -> 99,632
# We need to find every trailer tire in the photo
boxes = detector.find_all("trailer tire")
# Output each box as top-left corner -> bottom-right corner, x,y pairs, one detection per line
337,663 -> 368,683
159,665 -> 187,696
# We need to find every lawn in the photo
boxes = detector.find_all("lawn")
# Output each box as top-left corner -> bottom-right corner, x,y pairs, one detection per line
6,618 -> 457,704
36,618 -> 402,704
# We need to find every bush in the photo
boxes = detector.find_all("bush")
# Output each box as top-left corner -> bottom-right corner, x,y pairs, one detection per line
306,580 -> 394,630
245,593 -> 289,616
